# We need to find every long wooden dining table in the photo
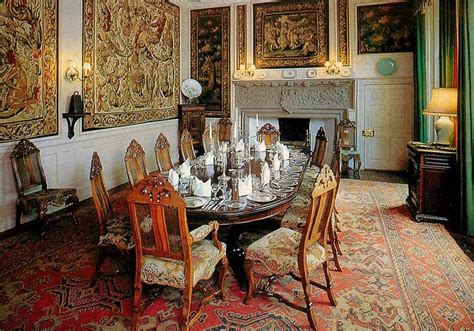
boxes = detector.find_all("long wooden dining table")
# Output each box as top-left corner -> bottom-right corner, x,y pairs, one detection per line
185,150 -> 310,289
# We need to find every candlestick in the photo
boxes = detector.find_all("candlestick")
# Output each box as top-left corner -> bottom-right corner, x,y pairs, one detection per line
209,123 -> 212,140
233,121 -> 238,140
256,114 -> 259,128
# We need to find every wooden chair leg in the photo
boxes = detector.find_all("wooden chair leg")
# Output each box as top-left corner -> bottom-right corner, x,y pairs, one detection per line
15,203 -> 22,228
244,260 -> 255,305
300,275 -> 318,330
334,230 -> 343,256
334,209 -> 342,232
219,257 -> 228,301
322,261 -> 337,306
181,283 -> 193,331
328,226 -> 343,272
132,281 -> 142,331
91,248 -> 106,286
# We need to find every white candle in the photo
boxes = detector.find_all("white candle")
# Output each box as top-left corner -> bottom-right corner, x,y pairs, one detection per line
234,121 -> 238,139
209,123 -> 212,140
256,114 -> 259,128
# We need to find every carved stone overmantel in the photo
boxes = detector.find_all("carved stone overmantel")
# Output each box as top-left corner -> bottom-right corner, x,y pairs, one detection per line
234,79 -> 355,114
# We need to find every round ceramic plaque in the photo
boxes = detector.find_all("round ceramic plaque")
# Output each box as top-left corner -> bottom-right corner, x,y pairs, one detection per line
181,79 -> 202,99
377,58 -> 398,76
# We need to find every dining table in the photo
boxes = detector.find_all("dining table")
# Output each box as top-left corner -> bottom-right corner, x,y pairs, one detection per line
183,148 -> 311,290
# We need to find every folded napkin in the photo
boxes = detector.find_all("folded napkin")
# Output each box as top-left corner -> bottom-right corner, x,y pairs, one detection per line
277,142 -> 290,160
235,139 -> 245,152
180,159 -> 192,177
254,139 -> 266,152
261,162 -> 271,186
272,153 -> 281,171
194,177 -> 212,197
205,151 -> 214,165
168,168 -> 180,188
238,175 -> 253,196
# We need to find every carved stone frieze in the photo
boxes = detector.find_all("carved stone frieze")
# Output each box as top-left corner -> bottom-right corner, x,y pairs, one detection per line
234,80 -> 355,114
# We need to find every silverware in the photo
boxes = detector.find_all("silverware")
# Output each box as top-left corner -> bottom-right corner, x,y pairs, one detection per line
211,199 -> 225,211
200,199 -> 213,210
203,199 -> 218,211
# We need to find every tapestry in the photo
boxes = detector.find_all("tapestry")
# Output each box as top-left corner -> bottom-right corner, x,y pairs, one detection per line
0,0 -> 58,142
191,7 -> 230,117
253,0 -> 329,69
82,0 -> 180,130
357,2 -> 415,54
337,0 -> 350,66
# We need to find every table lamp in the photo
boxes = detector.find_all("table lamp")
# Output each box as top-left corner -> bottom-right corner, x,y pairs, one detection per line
423,88 -> 458,146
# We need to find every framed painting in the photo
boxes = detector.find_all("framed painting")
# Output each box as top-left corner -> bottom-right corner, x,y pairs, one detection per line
357,2 -> 415,54
191,7 -> 230,117
0,0 -> 58,142
253,0 -> 329,69
82,0 -> 180,130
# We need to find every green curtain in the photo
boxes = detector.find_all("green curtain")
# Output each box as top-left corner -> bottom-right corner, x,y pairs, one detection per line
439,0 -> 456,87
459,0 -> 474,236
414,13 -> 428,142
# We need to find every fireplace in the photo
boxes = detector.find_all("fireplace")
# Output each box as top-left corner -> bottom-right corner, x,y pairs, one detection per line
278,118 -> 310,141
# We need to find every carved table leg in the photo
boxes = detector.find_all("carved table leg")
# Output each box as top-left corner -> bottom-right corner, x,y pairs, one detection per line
225,224 -> 248,291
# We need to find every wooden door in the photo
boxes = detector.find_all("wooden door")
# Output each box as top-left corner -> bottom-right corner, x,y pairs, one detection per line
362,83 -> 413,171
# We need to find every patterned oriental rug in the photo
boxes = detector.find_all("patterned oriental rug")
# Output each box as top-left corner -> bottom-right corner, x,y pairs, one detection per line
0,180 -> 472,330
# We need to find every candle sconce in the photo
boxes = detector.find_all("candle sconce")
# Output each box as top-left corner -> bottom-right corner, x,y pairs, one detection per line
65,60 -> 92,82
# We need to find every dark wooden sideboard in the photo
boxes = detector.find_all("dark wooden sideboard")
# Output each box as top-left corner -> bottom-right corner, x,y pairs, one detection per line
406,141 -> 457,223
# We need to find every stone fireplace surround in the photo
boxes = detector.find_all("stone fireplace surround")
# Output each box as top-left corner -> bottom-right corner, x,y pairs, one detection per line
234,79 -> 355,162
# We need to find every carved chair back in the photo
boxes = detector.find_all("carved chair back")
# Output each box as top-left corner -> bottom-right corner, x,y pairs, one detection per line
218,117 -> 232,142
202,125 -> 220,153
311,127 -> 328,167
125,139 -> 149,187
180,129 -> 196,161
127,174 -> 191,271
10,139 -> 47,196
90,152 -> 113,236
336,119 -> 357,150
257,123 -> 280,148
154,133 -> 174,172
300,165 -> 337,257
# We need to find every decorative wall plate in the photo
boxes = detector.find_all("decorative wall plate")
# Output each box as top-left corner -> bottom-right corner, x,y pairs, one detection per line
377,58 -> 398,76
258,71 -> 267,79
306,69 -> 317,78
282,69 -> 297,79
233,71 -> 242,80
341,68 -> 352,77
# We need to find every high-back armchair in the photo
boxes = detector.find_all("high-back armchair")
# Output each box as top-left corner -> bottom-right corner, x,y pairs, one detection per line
217,117 -> 232,142
124,139 -> 148,186
202,125 -> 220,153
127,174 -> 227,330
245,165 -> 338,329
154,133 -> 174,172
10,139 -> 78,230
180,129 -> 196,161
257,123 -> 280,148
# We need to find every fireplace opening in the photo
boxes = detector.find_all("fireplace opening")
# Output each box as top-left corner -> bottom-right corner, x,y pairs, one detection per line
278,118 -> 310,141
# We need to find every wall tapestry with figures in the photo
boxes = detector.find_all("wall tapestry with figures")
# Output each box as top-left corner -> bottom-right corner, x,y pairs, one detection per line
0,0 -> 58,142
82,0 -> 180,130
191,7 -> 230,117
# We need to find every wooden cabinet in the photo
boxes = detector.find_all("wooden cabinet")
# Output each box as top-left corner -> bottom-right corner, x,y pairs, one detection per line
178,104 -> 206,156
406,142 -> 457,223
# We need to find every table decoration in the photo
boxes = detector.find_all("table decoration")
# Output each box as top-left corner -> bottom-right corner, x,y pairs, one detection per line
168,168 -> 180,188
194,178 -> 212,197
180,159 -> 192,177
254,139 -> 266,152
238,175 -> 253,196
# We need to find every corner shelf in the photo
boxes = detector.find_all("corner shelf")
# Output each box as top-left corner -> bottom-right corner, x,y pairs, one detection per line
62,113 -> 90,139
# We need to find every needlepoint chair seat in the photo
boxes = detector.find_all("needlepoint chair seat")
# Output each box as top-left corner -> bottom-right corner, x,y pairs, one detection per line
20,188 -> 77,211
98,215 -> 135,251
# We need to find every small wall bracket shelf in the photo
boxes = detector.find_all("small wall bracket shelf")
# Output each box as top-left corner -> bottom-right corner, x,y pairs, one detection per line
62,113 -> 90,139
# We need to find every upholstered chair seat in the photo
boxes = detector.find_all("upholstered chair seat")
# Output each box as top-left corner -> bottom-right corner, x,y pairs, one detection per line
20,188 -> 77,212
280,203 -> 308,231
246,227 -> 325,277
98,215 -> 135,251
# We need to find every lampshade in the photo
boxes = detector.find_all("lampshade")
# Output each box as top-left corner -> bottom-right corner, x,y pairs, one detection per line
424,88 -> 458,117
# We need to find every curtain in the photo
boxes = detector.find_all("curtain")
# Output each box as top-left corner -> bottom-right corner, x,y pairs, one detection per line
440,0 -> 456,87
414,13 -> 428,142
458,0 -> 474,236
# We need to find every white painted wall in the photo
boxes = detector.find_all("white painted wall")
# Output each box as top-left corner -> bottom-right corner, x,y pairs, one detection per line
0,0 -> 186,232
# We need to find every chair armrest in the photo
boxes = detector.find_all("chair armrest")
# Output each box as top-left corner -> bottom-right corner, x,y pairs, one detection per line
190,220 -> 220,244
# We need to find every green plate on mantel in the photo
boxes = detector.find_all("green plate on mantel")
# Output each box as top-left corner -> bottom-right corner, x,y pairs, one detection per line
377,58 -> 398,76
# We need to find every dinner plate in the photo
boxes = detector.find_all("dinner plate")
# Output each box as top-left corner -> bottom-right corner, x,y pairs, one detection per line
184,197 -> 207,209
247,191 -> 277,203
289,165 -> 304,172
272,186 -> 294,193
226,201 -> 247,209
276,179 -> 299,187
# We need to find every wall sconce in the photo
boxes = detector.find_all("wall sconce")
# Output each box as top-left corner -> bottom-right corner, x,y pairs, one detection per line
324,61 -> 342,76
234,63 -> 256,79
65,60 -> 92,82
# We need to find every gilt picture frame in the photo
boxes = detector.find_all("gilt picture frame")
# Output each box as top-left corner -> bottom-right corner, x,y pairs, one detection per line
357,2 -> 415,54
82,0 -> 180,130
191,7 -> 230,117
0,0 -> 58,142
253,0 -> 329,69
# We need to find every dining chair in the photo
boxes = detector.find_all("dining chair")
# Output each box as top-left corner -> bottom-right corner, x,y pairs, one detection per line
245,165 -> 338,330
257,123 -> 280,148
330,145 -> 343,259
154,133 -> 174,172
311,127 -> 328,167
127,174 -> 228,330
217,117 -> 232,142
90,152 -> 134,279
180,129 -> 196,161
124,139 -> 148,187
202,125 -> 220,153
10,139 -> 79,232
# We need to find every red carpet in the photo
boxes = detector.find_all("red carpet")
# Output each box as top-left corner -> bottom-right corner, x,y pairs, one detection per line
0,179 -> 473,329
